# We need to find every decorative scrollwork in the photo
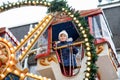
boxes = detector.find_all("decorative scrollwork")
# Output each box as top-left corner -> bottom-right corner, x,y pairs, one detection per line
96,45 -> 104,54
39,55 -> 58,66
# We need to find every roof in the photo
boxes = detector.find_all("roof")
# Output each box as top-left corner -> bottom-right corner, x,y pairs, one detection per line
51,8 -> 102,25
80,8 -> 102,17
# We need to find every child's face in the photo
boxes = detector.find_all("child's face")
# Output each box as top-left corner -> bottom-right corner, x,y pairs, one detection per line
59,34 -> 67,42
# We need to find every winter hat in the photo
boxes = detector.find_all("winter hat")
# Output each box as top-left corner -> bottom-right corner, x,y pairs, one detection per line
58,30 -> 68,40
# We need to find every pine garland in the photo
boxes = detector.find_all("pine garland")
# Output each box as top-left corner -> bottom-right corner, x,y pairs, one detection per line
0,0 -> 98,79
47,0 -> 98,80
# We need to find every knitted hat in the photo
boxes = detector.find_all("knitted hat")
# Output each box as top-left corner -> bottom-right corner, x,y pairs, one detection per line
58,30 -> 68,40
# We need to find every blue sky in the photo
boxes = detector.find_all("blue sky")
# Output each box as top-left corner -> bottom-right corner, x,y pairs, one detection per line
0,0 -> 98,28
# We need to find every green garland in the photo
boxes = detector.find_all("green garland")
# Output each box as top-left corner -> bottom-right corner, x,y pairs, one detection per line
47,0 -> 67,13
0,0 -> 98,80
47,0 -> 98,80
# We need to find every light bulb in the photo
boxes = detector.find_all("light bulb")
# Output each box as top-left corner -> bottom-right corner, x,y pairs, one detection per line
87,52 -> 91,56
62,8 -> 65,11
85,38 -> 88,41
78,23 -> 81,26
86,72 -> 90,77
87,67 -> 90,71
87,62 -> 91,65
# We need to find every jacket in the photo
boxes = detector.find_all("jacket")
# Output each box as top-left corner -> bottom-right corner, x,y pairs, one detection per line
57,41 -> 78,67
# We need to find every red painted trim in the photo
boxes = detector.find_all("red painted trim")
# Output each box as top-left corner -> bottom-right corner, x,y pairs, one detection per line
55,51 -> 61,62
94,38 -> 107,45
0,27 -> 6,36
35,26 -> 52,59
80,8 -> 102,17
51,17 -> 72,25
88,16 -> 93,34
6,31 -> 25,54
88,15 -> 107,45
97,72 -> 101,80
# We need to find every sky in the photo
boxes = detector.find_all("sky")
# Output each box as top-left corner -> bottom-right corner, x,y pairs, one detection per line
0,0 -> 98,28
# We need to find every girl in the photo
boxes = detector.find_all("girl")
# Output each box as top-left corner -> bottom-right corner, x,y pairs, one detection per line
57,30 -> 78,76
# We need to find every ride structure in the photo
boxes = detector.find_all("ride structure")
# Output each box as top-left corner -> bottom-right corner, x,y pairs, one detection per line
0,0 -> 119,80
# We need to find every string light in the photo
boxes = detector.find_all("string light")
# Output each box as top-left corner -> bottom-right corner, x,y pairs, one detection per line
9,61 -> 14,65
86,47 -> 90,50
48,2 -> 51,6
68,12 -> 71,15
1,7 -> 4,10
62,8 -> 65,11
27,42 -> 31,46
87,67 -> 91,71
28,31 -> 31,35
44,2 -> 47,5
1,74 -> 5,78
75,20 -> 79,23
31,39 -> 34,43
85,78 -> 89,80
11,54 -> 15,59
19,55 -> 22,60
82,30 -> 85,34
5,5 -> 8,8
87,57 -> 91,60
21,39 -> 24,43
10,48 -> 14,52
46,19 -> 49,22
87,61 -> 91,65
40,1 -> 42,4
24,1 -> 27,4
9,4 -> 12,7
40,27 -> 43,30
85,38 -> 88,41
83,34 -> 87,37
25,47 -> 28,50
65,10 -> 67,12
86,72 -> 90,77
32,1 -> 36,5
87,52 -> 91,56
80,27 -> 83,30
48,15 -> 52,18
28,1 -> 31,4
34,34 -> 37,38
43,23 -> 46,26
86,43 -> 90,46
7,68 -> 11,72
70,14 -> 74,17
20,73 -> 25,78
14,46 -> 17,50
73,17 -> 76,20
17,2 -> 20,5
3,38 -> 7,42
14,70 -> 20,75
38,76 -> 42,79
78,23 -> 81,27
24,35 -> 27,39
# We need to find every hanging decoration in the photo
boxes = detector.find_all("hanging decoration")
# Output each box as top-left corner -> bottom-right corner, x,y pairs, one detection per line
0,0 -> 98,80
